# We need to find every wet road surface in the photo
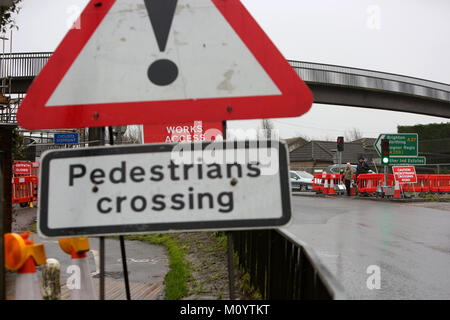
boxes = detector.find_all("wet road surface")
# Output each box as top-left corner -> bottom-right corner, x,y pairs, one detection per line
281,196 -> 450,299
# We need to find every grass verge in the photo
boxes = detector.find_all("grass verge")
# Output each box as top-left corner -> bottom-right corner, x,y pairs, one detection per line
419,192 -> 450,202
121,234 -> 190,300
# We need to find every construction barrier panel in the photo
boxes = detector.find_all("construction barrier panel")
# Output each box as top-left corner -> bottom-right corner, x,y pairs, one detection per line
401,174 -> 429,193
312,174 -> 323,192
428,175 -> 440,193
30,176 -> 38,203
420,175 -> 430,192
12,161 -> 40,206
311,172 -> 450,196
12,176 -> 34,205
435,175 -> 450,193
31,162 -> 40,177
356,174 -> 384,195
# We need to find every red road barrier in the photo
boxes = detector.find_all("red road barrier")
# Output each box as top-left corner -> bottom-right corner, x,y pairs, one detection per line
420,175 -> 431,192
30,176 -> 39,203
401,174 -> 429,193
435,175 -> 450,193
30,163 -> 39,202
31,162 -> 40,177
312,172 -> 450,196
313,174 -> 323,192
356,174 -> 384,194
313,173 -> 345,194
12,176 -> 34,205
428,175 -> 440,193
12,161 -> 40,206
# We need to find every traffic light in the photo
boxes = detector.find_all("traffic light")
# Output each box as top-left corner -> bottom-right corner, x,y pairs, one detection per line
337,136 -> 344,152
381,139 -> 389,164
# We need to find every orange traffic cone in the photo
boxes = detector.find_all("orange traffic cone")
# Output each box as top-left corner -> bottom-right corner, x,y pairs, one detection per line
4,232 -> 46,300
59,238 -> 97,300
328,176 -> 336,195
394,180 -> 402,199
323,176 -> 329,194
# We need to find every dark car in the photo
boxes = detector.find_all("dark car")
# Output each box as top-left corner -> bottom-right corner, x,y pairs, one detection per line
325,164 -> 374,175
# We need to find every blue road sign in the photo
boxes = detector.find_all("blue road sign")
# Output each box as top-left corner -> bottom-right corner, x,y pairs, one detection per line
54,133 -> 79,145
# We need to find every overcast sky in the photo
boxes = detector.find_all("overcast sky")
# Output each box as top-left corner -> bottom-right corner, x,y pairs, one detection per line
9,0 -> 450,140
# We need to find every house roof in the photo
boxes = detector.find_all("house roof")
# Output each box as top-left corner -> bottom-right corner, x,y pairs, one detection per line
283,137 -> 307,152
289,140 -> 368,164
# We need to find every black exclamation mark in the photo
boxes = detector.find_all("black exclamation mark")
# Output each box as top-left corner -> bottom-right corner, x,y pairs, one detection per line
144,0 -> 179,86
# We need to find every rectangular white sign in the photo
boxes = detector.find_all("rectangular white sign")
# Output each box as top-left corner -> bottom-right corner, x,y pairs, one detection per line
38,141 -> 291,237
392,166 -> 417,184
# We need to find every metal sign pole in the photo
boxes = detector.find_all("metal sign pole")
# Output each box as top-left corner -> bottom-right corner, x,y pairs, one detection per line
384,165 -> 388,187
108,126 -> 131,300
99,236 -> 105,300
89,127 -> 106,300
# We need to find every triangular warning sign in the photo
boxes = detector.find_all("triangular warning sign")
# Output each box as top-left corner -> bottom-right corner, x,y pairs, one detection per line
18,0 -> 313,130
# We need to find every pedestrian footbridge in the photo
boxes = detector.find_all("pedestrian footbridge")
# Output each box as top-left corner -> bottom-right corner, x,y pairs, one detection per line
1,52 -> 449,118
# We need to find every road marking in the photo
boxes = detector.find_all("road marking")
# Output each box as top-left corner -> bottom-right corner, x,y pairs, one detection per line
117,257 -> 163,264
317,251 -> 339,258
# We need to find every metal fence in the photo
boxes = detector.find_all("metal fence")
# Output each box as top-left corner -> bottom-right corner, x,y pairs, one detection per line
232,229 -> 345,300
0,52 -> 51,78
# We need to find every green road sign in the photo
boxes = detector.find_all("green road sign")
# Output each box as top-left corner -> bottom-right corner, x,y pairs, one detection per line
374,133 -> 418,157
387,156 -> 426,165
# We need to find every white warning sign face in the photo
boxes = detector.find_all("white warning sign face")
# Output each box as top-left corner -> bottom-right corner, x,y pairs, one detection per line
18,0 -> 313,130
47,0 -> 280,106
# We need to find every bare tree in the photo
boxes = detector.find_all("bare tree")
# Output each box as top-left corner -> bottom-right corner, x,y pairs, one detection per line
345,127 -> 363,141
122,125 -> 142,144
259,119 -> 275,139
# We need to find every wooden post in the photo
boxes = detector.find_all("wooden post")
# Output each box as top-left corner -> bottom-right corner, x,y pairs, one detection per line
227,232 -> 235,300
0,150 -> 5,300
0,124 -> 15,234
41,258 -> 61,300
0,124 -> 15,300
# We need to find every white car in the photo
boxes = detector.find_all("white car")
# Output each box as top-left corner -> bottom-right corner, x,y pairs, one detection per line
296,171 -> 314,190
290,171 -> 302,191
290,171 -> 313,191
